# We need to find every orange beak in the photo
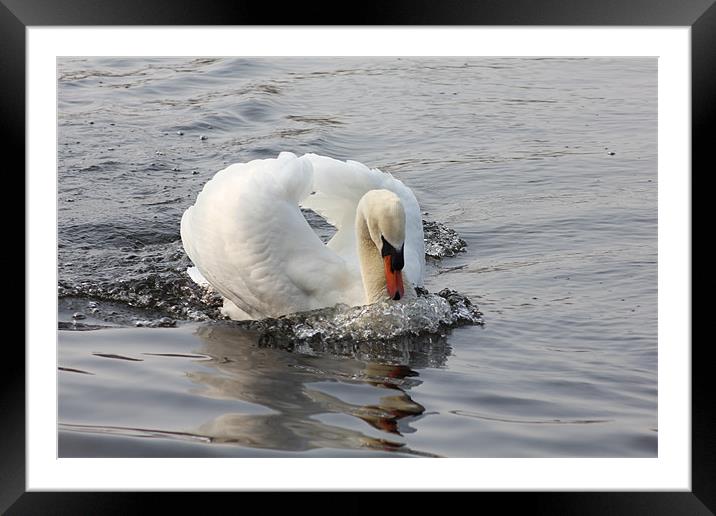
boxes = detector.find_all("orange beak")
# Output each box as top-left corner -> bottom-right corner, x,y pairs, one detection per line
384,255 -> 405,301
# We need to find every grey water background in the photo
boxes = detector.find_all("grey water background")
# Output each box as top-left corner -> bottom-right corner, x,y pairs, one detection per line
57,57 -> 657,457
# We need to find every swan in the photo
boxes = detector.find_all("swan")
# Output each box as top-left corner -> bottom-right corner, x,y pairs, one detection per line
180,152 -> 425,320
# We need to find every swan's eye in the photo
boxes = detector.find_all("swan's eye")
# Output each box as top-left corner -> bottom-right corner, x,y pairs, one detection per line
381,236 -> 404,272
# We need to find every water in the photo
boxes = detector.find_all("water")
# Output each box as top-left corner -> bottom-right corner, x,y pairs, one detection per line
58,57 -> 657,457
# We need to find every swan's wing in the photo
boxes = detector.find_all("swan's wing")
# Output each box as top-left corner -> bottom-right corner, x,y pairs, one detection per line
181,152 -> 361,319
300,153 -> 425,286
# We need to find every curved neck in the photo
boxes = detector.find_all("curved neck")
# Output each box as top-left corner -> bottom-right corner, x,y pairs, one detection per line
355,211 -> 389,304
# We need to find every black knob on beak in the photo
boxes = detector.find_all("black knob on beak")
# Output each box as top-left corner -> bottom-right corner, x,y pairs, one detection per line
381,236 -> 405,272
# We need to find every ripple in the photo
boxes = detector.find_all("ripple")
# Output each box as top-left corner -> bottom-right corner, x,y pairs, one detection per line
450,410 -> 613,425
58,367 -> 94,375
287,115 -> 345,126
59,423 -> 212,443
92,353 -> 144,362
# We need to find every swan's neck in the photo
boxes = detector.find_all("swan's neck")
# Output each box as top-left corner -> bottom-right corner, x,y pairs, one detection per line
356,220 -> 389,304
355,208 -> 414,305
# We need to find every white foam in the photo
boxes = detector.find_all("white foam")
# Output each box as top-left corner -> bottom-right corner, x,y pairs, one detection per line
186,266 -> 210,287
243,289 -> 483,343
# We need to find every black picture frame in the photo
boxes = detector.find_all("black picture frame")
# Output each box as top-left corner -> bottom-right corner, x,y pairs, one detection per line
5,0 -> 710,513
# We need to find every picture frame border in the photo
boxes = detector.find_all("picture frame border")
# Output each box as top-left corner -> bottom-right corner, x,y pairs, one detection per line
5,0 -> 708,512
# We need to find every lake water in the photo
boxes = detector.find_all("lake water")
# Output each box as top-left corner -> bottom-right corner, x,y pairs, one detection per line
57,57 -> 657,457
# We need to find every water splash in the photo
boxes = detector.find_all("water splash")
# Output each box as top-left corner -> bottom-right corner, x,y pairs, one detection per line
58,240 -> 225,321
423,220 -> 467,258
230,288 -> 483,344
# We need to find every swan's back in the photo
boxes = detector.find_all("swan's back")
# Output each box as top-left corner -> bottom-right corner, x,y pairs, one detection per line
181,152 -> 424,319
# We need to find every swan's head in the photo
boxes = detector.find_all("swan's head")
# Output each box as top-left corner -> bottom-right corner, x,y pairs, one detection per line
359,189 -> 407,301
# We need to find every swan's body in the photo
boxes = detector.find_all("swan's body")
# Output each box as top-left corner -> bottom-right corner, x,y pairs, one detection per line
180,152 -> 425,320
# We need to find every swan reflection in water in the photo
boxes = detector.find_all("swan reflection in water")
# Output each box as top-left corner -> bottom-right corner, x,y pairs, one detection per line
187,322 -> 452,456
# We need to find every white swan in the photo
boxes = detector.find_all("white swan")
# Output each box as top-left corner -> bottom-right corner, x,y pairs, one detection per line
180,152 -> 425,320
